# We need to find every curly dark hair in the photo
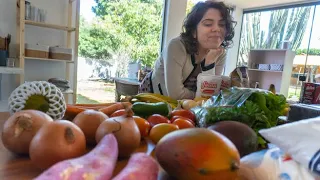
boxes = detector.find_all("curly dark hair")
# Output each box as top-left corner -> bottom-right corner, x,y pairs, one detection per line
181,1 -> 236,55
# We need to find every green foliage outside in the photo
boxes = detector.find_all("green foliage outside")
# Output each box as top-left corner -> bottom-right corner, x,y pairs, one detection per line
296,48 -> 320,56
79,0 -> 164,70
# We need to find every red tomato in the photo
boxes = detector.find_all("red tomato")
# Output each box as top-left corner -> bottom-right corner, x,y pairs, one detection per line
147,114 -> 170,127
170,115 -> 195,125
173,119 -> 195,129
133,116 -> 151,137
110,109 -> 126,117
171,109 -> 196,122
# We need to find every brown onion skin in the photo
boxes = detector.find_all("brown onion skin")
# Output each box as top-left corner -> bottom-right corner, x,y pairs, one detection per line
73,110 -> 108,145
29,120 -> 86,170
96,115 -> 141,159
1,110 -> 53,154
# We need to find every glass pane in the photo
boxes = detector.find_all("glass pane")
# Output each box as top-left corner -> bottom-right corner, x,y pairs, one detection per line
306,5 -> 320,84
238,6 -> 314,66
238,6 -> 315,100
290,6 -> 316,100
77,0 -> 165,103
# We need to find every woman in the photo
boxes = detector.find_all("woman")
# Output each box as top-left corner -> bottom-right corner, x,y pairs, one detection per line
139,1 -> 236,100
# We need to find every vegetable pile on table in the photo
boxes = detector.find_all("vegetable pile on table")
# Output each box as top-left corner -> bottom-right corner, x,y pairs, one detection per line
2,88 -> 290,179
192,87 -> 289,146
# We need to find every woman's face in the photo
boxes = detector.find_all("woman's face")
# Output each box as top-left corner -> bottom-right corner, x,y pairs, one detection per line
195,8 -> 226,50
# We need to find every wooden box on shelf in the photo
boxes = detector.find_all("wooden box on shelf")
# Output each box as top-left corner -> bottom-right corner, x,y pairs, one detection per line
247,49 -> 296,97
49,46 -> 73,61
25,43 -> 49,59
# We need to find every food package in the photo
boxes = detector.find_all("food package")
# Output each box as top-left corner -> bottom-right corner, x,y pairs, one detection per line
239,146 -> 317,180
259,116 -> 320,177
229,67 -> 250,88
220,75 -> 231,90
195,73 -> 222,98
300,82 -> 320,104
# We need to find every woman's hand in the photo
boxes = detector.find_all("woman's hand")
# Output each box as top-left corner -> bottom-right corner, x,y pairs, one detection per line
204,47 -> 225,66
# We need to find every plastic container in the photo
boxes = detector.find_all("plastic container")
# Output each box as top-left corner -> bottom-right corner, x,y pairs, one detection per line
196,73 -> 222,98
25,1 -> 31,20
258,64 -> 270,71
25,43 -> 49,58
220,76 -> 231,90
49,46 -> 72,60
270,64 -> 284,71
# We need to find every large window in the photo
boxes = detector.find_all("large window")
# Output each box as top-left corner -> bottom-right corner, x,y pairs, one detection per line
238,2 -> 320,100
77,0 -> 165,103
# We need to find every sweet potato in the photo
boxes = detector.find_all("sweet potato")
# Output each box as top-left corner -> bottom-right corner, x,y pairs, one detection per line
112,153 -> 159,180
35,134 -> 118,180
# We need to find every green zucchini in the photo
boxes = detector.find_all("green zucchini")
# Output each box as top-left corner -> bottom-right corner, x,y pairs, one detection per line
132,102 -> 171,117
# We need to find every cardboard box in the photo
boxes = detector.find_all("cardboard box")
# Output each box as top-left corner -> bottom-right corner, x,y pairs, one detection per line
300,83 -> 320,104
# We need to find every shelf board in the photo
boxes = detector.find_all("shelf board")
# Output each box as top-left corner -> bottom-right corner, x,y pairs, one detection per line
0,67 -> 24,74
248,69 -> 283,73
0,100 -> 8,112
25,57 -> 74,63
25,20 -> 76,32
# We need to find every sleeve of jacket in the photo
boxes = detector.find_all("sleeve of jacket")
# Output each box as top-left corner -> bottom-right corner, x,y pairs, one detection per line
163,39 -> 195,100
214,51 -> 226,75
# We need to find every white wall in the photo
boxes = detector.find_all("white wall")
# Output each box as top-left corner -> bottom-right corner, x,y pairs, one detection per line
161,0 -> 188,49
0,0 -> 73,101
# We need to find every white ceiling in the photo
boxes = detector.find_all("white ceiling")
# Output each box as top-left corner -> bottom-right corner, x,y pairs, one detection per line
223,0 -> 318,10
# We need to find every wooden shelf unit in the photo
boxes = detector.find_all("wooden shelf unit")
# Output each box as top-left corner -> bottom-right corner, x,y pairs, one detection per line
25,57 -> 75,63
0,67 -> 24,74
25,20 -> 76,32
248,68 -> 283,73
16,0 -> 80,104
247,49 -> 296,97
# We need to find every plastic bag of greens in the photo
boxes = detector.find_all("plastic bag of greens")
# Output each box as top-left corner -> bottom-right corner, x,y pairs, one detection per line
191,87 -> 288,146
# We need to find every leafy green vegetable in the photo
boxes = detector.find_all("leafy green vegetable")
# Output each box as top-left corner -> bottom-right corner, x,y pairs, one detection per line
202,88 -> 287,147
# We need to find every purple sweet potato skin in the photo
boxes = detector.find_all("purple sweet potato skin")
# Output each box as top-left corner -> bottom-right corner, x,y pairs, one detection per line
112,153 -> 159,180
35,134 -> 118,180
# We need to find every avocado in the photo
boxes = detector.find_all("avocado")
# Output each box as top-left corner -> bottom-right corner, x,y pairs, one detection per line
208,121 -> 258,157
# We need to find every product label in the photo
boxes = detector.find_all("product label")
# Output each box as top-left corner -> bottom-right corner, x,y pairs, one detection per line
201,81 -> 218,89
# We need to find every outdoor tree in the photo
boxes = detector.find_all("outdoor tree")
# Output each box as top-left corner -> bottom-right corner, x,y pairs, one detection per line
90,0 -> 164,67
78,16 -> 121,61
238,7 -> 313,66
